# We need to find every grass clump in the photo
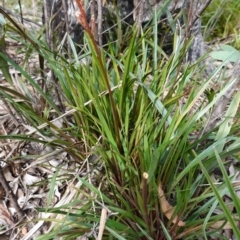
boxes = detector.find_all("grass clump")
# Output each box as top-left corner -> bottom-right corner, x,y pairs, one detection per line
202,0 -> 240,48
0,1 -> 240,240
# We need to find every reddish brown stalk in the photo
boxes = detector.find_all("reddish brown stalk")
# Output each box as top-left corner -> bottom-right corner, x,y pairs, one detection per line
74,0 -> 90,31
74,0 -> 123,154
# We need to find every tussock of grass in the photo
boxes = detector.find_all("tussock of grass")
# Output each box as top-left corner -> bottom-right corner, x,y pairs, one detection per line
0,1 -> 240,240
202,0 -> 240,48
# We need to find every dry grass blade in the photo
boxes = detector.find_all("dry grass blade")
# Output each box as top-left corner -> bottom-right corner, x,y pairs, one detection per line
97,208 -> 108,240
158,182 -> 185,227
211,220 -> 240,230
21,180 -> 84,240
203,58 -> 240,134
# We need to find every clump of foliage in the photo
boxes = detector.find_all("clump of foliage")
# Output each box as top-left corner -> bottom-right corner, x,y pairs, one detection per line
202,0 -> 240,48
0,1 -> 240,240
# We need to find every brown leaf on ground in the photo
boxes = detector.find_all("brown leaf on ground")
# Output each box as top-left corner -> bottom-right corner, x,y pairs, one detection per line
211,220 -> 240,230
158,183 -> 186,227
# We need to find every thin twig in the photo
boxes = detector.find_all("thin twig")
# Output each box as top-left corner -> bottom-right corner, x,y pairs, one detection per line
134,0 -> 144,33
186,0 -> 212,37
0,167 -> 25,220
17,0 -> 23,25
43,0 -> 51,50
62,0 -> 71,54
97,0 -> 103,46
0,7 -> 41,27
0,94 -> 19,126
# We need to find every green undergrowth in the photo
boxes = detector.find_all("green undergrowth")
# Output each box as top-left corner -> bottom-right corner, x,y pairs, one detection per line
0,1 -> 240,240
202,0 -> 240,48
